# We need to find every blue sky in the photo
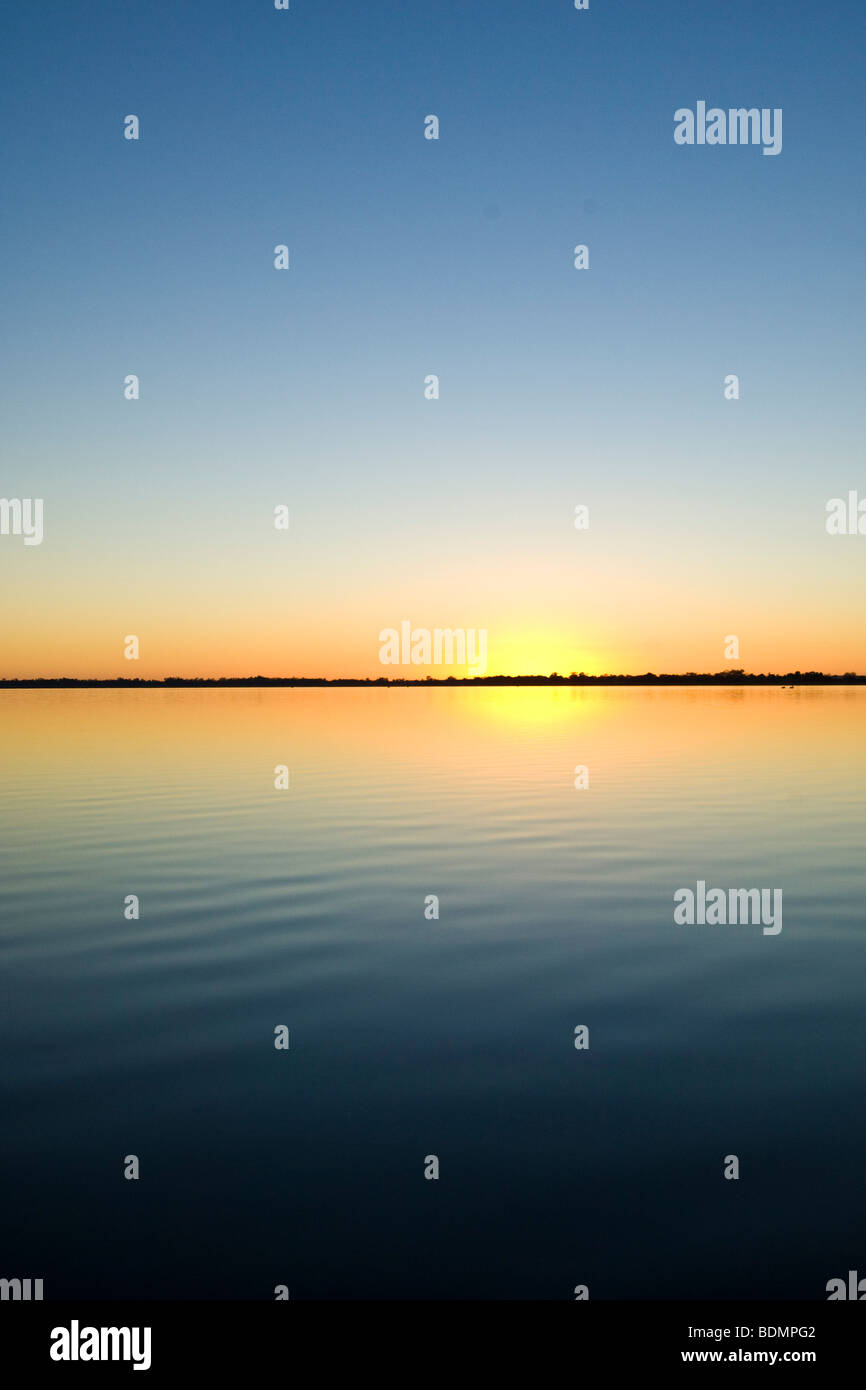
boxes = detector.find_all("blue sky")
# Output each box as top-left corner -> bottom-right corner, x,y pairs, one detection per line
1,0 -> 864,675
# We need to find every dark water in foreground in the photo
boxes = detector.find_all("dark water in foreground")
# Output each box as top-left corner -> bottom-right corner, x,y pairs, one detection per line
1,687 -> 864,1299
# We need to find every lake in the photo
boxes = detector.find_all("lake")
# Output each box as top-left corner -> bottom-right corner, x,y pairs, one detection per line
1,687 -> 864,1299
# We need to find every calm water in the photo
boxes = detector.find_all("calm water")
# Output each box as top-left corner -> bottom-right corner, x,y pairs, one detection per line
1,687 -> 864,1300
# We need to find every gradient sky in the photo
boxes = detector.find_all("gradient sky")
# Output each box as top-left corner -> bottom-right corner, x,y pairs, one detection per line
1,0 -> 864,677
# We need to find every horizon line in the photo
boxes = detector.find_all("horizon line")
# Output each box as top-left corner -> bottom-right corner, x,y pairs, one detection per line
1,671 -> 864,690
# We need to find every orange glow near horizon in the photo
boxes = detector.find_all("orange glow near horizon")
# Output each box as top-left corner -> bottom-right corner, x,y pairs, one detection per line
0,589 -> 862,681
2,685 -> 863,789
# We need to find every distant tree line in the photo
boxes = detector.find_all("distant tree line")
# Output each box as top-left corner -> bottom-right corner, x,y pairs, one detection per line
1,671 -> 863,689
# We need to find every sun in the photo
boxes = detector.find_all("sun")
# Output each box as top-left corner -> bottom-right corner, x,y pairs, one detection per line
486,630 -> 603,679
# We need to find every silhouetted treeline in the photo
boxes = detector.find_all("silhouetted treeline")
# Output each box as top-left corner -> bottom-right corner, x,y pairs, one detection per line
1,671 -> 863,689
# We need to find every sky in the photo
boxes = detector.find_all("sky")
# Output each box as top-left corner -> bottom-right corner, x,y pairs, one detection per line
1,0 -> 864,678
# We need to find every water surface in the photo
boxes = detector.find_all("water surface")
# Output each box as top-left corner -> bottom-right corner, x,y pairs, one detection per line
1,687 -> 864,1299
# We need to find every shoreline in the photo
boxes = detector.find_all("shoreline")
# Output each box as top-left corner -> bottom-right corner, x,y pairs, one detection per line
1,674 -> 863,690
